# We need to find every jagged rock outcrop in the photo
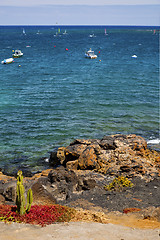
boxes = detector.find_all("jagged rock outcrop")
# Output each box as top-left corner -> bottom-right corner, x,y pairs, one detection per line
49,134 -> 160,179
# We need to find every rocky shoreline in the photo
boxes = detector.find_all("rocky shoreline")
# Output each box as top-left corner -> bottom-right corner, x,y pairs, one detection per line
0,134 -> 160,224
49,134 -> 160,179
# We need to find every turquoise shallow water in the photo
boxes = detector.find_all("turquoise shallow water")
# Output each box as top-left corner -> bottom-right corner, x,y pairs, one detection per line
0,26 -> 159,174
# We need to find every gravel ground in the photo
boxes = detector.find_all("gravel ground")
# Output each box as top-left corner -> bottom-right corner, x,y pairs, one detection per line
0,221 -> 160,240
63,176 -> 160,213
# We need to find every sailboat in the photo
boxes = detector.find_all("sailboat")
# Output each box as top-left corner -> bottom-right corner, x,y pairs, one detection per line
63,29 -> 67,35
55,28 -> 61,36
105,29 -> 108,36
23,28 -> 26,35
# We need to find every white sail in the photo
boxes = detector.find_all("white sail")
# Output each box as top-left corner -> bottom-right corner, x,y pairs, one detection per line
23,28 -> 26,35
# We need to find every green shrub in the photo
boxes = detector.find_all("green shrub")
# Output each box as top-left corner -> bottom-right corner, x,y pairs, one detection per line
104,176 -> 133,191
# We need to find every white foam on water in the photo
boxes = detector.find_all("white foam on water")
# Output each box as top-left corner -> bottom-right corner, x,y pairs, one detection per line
147,138 -> 160,144
44,158 -> 49,163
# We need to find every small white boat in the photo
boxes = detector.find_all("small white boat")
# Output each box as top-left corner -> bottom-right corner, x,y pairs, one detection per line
63,29 -> 67,35
1,58 -> 14,64
85,48 -> 97,59
89,33 -> 95,38
36,30 -> 42,35
12,50 -> 23,58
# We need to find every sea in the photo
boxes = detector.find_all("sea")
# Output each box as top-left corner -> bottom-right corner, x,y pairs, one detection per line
0,25 -> 159,175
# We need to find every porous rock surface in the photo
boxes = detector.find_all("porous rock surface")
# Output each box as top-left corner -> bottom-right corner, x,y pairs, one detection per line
49,134 -> 160,179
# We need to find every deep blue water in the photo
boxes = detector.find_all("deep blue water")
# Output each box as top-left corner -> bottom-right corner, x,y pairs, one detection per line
0,26 -> 159,174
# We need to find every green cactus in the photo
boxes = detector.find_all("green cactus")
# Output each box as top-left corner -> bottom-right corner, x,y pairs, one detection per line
26,188 -> 33,213
16,170 -> 33,215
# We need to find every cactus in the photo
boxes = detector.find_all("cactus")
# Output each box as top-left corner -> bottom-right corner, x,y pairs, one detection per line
16,170 -> 26,215
26,188 -> 33,213
16,170 -> 33,215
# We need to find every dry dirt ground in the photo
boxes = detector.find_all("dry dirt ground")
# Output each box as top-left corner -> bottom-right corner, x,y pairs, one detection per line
0,210 -> 160,240
0,221 -> 160,240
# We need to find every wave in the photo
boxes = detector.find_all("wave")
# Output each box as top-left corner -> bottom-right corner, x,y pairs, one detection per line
147,138 -> 160,145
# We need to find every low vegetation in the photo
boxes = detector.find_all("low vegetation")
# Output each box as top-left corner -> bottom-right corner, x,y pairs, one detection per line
0,204 -> 75,226
104,175 -> 133,191
0,171 -> 75,226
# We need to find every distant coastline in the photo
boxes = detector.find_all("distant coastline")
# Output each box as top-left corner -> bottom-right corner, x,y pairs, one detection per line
0,25 -> 160,29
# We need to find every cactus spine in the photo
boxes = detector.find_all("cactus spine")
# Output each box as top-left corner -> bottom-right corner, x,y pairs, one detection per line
16,170 -> 33,215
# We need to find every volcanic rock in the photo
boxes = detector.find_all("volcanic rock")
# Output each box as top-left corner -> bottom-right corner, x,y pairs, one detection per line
0,134 -> 160,223
49,134 -> 160,180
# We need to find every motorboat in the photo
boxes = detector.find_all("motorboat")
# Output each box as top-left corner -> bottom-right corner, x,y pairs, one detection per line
12,50 -> 23,58
85,48 -> 97,59
89,33 -> 96,38
1,58 -> 14,64
36,30 -> 42,35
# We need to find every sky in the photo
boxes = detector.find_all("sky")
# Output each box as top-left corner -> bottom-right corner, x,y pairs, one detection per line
0,0 -> 160,25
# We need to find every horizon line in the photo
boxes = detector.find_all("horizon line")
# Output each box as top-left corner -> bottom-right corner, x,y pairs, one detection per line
0,24 -> 159,27
1,4 -> 160,6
